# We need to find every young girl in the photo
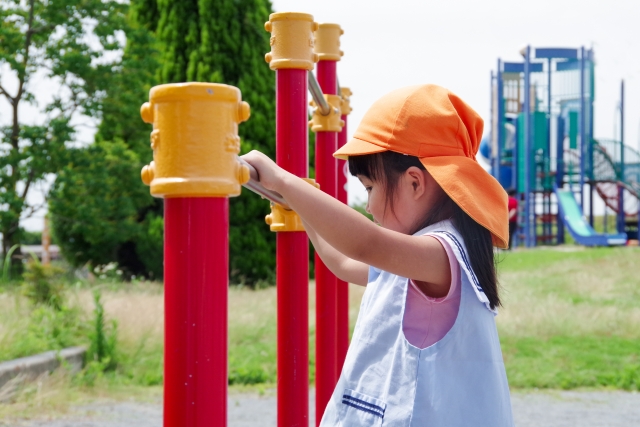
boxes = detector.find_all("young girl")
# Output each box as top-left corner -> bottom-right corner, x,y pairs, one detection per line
242,84 -> 514,426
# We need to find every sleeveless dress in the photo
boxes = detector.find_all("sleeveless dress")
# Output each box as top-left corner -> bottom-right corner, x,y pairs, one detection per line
319,220 -> 514,427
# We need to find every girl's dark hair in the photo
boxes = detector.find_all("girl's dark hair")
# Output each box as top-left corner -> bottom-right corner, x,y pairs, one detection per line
349,151 -> 501,309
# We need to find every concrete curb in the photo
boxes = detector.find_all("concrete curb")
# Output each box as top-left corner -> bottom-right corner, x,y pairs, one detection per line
0,347 -> 86,390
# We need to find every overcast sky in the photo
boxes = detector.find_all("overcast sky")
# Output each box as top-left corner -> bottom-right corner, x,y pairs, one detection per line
272,0 -> 640,205
2,0 -> 639,230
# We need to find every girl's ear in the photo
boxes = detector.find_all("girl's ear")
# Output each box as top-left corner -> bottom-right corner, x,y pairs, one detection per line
405,166 -> 427,199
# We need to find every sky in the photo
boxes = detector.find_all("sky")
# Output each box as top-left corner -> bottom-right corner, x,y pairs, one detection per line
272,0 -> 640,205
2,0 -> 639,230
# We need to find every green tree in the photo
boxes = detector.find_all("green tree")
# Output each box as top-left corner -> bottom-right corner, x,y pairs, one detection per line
0,0 -> 127,272
49,14 -> 162,277
136,0 -> 277,283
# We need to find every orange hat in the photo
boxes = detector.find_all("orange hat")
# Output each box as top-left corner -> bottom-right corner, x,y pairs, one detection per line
334,84 -> 508,248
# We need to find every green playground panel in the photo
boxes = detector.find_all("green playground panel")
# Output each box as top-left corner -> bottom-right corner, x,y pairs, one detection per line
569,111 -> 578,149
517,112 -> 548,193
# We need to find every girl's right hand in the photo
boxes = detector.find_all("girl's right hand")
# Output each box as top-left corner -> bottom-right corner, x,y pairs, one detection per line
240,151 -> 288,192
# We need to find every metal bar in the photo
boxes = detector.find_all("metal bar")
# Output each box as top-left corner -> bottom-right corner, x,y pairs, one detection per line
274,67 -> 309,427
164,197 -> 228,427
496,60 -> 503,181
315,59 -> 339,426
579,47 -> 585,209
336,107 -> 349,375
524,45 -> 532,247
308,71 -> 332,115
238,158 -> 290,209
618,79 -> 625,234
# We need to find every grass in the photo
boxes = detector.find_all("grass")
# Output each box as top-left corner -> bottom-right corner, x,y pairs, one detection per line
0,246 -> 639,418
496,246 -> 640,389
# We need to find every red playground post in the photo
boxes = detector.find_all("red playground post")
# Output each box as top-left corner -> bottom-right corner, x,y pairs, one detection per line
311,23 -> 344,424
140,83 -> 251,427
264,13 -> 318,427
336,87 -> 352,373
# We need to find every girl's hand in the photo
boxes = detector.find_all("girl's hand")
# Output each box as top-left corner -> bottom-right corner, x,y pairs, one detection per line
240,151 -> 288,191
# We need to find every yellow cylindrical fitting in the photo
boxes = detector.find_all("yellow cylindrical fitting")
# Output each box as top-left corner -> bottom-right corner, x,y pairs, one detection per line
309,94 -> 344,132
265,179 -> 319,232
314,23 -> 343,61
340,87 -> 352,116
139,83 -> 251,198
265,203 -> 305,232
264,12 -> 319,70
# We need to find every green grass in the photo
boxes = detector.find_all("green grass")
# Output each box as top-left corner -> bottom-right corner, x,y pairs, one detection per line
496,246 -> 640,389
1,245 -> 639,416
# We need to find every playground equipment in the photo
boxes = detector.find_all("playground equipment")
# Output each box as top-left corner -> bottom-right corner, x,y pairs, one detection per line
487,46 -> 638,247
140,12 -> 351,427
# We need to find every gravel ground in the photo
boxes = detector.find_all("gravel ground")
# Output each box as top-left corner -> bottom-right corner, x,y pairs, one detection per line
4,389 -> 640,426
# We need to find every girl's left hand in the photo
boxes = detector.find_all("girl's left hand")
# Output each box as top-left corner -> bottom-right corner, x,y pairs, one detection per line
240,151 -> 288,191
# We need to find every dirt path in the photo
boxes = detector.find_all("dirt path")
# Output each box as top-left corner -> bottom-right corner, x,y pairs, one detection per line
5,389 -> 640,426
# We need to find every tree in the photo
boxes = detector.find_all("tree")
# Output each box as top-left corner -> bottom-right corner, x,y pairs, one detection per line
136,0 -> 278,283
49,14 -> 163,278
0,0 -> 127,271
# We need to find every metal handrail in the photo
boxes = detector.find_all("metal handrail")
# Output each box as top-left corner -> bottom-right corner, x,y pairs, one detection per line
307,71 -> 331,116
238,158 -> 290,209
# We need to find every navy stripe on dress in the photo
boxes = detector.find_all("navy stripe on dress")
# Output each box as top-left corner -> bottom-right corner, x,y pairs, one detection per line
342,395 -> 385,418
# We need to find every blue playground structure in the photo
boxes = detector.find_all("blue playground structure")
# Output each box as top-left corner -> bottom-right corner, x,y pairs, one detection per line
484,46 -> 639,247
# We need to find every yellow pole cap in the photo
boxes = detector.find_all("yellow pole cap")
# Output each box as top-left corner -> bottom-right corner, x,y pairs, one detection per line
314,23 -> 343,61
139,83 -> 251,198
265,12 -> 319,70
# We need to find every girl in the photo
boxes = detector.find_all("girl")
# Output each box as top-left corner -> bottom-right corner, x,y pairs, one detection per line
242,84 -> 514,426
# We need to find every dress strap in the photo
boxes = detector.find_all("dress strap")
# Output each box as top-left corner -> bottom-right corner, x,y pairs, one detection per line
427,230 -> 497,315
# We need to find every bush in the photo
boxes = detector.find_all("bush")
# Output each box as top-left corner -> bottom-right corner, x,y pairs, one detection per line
86,290 -> 118,373
21,259 -> 65,310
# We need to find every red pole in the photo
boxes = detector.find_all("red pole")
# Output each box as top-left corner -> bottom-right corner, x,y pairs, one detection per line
140,83 -> 251,427
164,198 -> 228,427
336,101 -> 349,375
315,58 -> 339,423
264,13 -> 318,427
276,68 -> 310,427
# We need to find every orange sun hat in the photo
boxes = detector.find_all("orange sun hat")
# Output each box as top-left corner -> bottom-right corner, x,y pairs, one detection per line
334,84 -> 509,248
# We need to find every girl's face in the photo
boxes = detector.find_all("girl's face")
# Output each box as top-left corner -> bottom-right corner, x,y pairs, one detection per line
359,174 -> 411,233
358,167 -> 443,234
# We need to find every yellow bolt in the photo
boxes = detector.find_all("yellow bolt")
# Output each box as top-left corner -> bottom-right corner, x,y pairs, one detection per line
140,102 -> 153,124
141,162 -> 155,186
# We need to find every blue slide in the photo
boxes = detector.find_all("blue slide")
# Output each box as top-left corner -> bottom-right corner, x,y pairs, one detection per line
555,188 -> 627,246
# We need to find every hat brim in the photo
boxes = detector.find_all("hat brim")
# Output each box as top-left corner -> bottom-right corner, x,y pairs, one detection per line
334,137 -> 388,160
420,156 -> 509,249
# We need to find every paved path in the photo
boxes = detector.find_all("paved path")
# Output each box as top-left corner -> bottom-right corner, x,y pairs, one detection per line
4,390 -> 640,426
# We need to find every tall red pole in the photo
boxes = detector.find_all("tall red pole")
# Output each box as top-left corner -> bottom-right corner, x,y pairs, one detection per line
264,13 -> 318,427
313,23 -> 343,425
336,87 -> 352,374
140,83 -> 251,427
164,198 -> 228,427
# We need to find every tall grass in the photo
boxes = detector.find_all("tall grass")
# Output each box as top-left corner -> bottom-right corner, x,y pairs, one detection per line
497,246 -> 640,389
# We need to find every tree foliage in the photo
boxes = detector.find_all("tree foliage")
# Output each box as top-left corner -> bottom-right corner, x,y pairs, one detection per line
49,14 -> 162,278
0,0 -> 127,270
135,0 -> 278,282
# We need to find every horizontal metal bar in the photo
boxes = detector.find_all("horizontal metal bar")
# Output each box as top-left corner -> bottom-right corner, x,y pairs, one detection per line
238,158 -> 291,209
307,71 -> 331,115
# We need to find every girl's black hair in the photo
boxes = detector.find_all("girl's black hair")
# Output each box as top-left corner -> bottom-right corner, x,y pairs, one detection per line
349,151 -> 501,309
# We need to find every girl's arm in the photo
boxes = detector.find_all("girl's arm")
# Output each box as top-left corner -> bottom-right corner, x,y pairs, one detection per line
303,219 -> 369,286
242,151 -> 450,290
